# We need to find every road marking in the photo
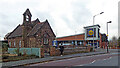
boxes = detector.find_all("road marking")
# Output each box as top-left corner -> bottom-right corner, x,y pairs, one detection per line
103,57 -> 112,61
103,59 -> 107,60
108,57 -> 112,59
75,64 -> 83,66
44,62 -> 48,63
91,60 -> 96,64
74,60 -> 97,66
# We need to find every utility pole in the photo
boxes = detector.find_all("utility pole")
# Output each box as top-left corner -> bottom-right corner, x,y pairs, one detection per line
106,21 -> 112,53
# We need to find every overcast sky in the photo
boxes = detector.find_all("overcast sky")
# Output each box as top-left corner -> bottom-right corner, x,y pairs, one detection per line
0,0 -> 119,40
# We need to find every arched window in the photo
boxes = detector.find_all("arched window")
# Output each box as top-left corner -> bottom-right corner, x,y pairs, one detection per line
26,15 -> 29,21
14,41 -> 16,47
19,41 -> 21,47
9,42 -> 11,47
43,34 -> 49,44
44,38 -> 48,44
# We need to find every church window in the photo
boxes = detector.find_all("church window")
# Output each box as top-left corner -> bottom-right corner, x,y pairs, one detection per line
19,40 -> 21,47
26,15 -> 29,21
9,42 -> 11,47
44,38 -> 48,44
14,41 -> 16,47
43,34 -> 49,44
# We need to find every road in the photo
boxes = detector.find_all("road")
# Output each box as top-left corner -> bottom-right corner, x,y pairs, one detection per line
84,53 -> 119,66
26,52 -> 119,67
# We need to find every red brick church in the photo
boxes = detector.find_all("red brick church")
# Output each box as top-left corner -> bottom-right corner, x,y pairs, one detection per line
6,9 -> 56,52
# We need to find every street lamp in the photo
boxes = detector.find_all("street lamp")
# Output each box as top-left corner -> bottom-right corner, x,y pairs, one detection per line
106,21 -> 112,53
93,12 -> 104,25
93,12 -> 104,51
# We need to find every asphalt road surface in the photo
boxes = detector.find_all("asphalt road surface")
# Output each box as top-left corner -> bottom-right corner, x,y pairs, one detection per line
27,52 -> 119,67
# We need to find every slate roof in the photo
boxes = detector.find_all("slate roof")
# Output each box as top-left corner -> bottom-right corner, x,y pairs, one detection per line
28,22 -> 44,36
8,19 -> 45,38
31,18 -> 40,27
8,24 -> 22,38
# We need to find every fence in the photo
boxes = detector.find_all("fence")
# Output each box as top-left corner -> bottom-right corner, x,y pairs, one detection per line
8,48 -> 41,57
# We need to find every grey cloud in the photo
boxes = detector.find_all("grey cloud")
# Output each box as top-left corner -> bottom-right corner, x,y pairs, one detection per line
61,1 -> 92,31
72,1 -> 92,24
0,0 -> 118,39
34,11 -> 56,28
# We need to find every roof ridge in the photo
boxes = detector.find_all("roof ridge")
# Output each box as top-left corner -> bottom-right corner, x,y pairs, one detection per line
27,22 -> 45,36
34,22 -> 45,35
27,23 -> 38,36
32,18 -> 39,22
45,21 -> 56,37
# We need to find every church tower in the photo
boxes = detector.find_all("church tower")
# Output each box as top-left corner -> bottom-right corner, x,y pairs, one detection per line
23,8 -> 32,25
22,8 -> 32,47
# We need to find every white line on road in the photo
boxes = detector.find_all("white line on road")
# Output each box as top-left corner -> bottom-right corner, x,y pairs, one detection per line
103,57 -> 112,61
74,60 -> 96,66
91,60 -> 96,64
75,64 -> 84,66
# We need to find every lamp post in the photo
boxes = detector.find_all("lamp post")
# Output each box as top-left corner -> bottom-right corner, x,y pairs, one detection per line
106,21 -> 112,53
93,12 -> 104,51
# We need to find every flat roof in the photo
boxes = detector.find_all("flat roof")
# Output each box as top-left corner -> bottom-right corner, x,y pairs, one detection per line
57,33 -> 85,39
84,24 -> 100,29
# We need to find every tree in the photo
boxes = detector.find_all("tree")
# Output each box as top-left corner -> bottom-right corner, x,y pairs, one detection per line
101,34 -> 107,42
111,36 -> 118,47
2,42 -> 9,54
112,36 -> 117,41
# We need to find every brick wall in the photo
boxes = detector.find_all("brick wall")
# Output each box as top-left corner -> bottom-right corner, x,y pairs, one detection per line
8,37 -> 22,48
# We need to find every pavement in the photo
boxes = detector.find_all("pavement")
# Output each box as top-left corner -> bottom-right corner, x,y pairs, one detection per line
1,49 -> 119,67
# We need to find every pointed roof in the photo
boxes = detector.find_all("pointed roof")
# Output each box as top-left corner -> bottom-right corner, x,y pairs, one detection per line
23,8 -> 32,17
45,19 -> 48,23
31,18 -> 40,27
8,20 -> 45,38
27,22 -> 44,36
8,24 -> 23,38
31,18 -> 40,24
7,9 -> 55,38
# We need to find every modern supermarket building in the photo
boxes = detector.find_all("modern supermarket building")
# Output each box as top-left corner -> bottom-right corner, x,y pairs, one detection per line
56,25 -> 107,48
